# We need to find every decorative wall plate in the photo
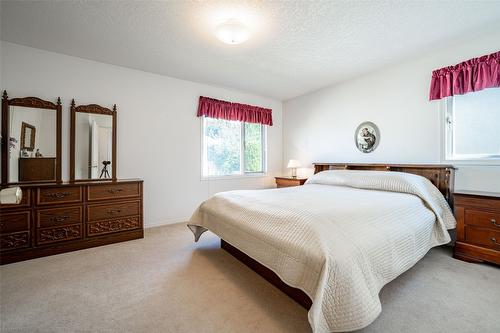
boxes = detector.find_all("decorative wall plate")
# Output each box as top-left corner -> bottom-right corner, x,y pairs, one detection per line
355,121 -> 380,153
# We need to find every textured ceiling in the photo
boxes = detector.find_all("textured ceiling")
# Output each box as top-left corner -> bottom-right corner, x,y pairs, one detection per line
2,1 -> 500,101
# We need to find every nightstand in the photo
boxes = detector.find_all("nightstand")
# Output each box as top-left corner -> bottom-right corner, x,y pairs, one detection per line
453,191 -> 500,265
275,177 -> 307,188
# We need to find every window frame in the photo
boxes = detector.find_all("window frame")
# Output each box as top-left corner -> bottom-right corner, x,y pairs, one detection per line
200,117 -> 268,179
441,95 -> 500,165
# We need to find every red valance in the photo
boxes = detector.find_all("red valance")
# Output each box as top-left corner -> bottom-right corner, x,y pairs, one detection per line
197,96 -> 273,126
429,51 -> 500,100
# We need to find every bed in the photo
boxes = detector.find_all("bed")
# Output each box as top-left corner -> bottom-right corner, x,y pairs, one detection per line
188,163 -> 456,332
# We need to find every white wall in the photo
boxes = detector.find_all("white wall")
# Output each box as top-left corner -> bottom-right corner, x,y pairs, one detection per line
283,31 -> 500,193
0,41 -> 283,227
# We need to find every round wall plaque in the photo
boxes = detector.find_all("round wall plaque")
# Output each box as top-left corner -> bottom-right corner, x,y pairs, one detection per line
355,121 -> 380,153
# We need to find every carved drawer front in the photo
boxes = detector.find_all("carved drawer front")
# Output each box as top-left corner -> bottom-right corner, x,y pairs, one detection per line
0,211 -> 30,234
87,201 -> 141,221
37,186 -> 82,205
88,183 -> 140,201
1,232 -> 30,251
37,206 -> 83,228
0,188 -> 31,210
37,224 -> 82,245
465,210 -> 500,230
465,226 -> 500,250
87,216 -> 141,237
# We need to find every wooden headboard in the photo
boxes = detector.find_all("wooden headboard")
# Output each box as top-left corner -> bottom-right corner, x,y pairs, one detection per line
313,163 -> 456,207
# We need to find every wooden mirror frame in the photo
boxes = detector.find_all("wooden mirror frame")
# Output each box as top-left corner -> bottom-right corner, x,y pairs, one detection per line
1,90 -> 62,186
70,99 -> 117,182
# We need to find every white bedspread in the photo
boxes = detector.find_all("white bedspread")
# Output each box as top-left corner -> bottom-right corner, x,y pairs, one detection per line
188,170 -> 456,332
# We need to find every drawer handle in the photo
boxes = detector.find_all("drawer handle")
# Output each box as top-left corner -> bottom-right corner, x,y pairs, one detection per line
106,188 -> 123,194
49,216 -> 70,223
491,219 -> 499,228
492,237 -> 499,246
107,209 -> 122,215
44,192 -> 70,199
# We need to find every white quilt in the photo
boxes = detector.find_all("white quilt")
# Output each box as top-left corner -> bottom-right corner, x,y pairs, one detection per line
188,170 -> 456,332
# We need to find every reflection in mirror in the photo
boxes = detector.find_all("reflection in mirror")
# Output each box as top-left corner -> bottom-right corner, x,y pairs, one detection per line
74,113 -> 113,180
21,122 -> 36,151
8,106 -> 57,182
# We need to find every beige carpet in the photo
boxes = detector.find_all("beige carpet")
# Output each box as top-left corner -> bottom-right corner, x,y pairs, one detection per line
1,223 -> 499,333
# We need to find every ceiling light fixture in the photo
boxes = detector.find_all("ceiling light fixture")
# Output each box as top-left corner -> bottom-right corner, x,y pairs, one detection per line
215,19 -> 250,45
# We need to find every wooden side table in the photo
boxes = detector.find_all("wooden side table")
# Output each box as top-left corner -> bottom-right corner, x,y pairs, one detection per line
453,191 -> 500,265
275,177 -> 307,188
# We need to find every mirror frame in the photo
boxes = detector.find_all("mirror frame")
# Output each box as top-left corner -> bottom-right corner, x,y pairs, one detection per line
70,99 -> 117,182
1,90 -> 62,186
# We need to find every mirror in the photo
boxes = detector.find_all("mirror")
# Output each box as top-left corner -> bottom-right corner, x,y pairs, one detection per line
70,100 -> 116,181
1,91 -> 62,184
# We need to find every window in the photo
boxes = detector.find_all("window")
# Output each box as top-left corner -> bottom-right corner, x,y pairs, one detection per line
202,117 -> 266,177
443,88 -> 500,163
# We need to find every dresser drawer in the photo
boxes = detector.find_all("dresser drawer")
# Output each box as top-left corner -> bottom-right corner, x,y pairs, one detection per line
0,211 -> 30,233
465,210 -> 500,230
1,232 -> 30,251
37,224 -> 83,245
465,226 -> 500,250
455,195 -> 500,211
87,216 -> 141,237
37,186 -> 83,205
87,201 -> 141,221
0,211 -> 31,234
37,206 -> 83,228
0,188 -> 31,210
275,178 -> 307,188
88,183 -> 140,201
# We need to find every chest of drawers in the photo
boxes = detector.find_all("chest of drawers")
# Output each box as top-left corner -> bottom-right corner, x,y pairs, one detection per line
453,192 -> 500,265
0,179 -> 143,264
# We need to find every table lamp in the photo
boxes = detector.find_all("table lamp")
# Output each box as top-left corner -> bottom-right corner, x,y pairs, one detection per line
287,159 -> 301,178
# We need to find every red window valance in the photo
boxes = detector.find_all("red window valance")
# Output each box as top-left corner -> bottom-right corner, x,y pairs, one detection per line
429,50 -> 500,100
197,96 -> 273,126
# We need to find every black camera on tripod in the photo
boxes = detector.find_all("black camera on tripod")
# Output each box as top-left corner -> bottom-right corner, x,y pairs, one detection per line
99,160 -> 111,179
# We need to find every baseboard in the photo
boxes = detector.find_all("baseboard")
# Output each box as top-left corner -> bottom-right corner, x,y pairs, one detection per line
145,217 -> 188,229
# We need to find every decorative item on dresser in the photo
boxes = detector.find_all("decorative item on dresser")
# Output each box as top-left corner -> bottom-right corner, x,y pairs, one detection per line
0,180 -> 144,264
453,191 -> 500,265
275,177 -> 308,188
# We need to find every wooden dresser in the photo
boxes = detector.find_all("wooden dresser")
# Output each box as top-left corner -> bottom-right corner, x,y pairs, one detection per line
275,177 -> 307,188
453,191 -> 500,265
0,179 -> 143,265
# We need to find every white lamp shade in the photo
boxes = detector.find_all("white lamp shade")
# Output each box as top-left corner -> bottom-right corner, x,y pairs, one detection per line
0,187 -> 22,204
287,159 -> 301,169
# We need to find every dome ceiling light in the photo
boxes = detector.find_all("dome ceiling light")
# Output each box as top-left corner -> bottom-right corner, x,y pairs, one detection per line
215,19 -> 250,45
